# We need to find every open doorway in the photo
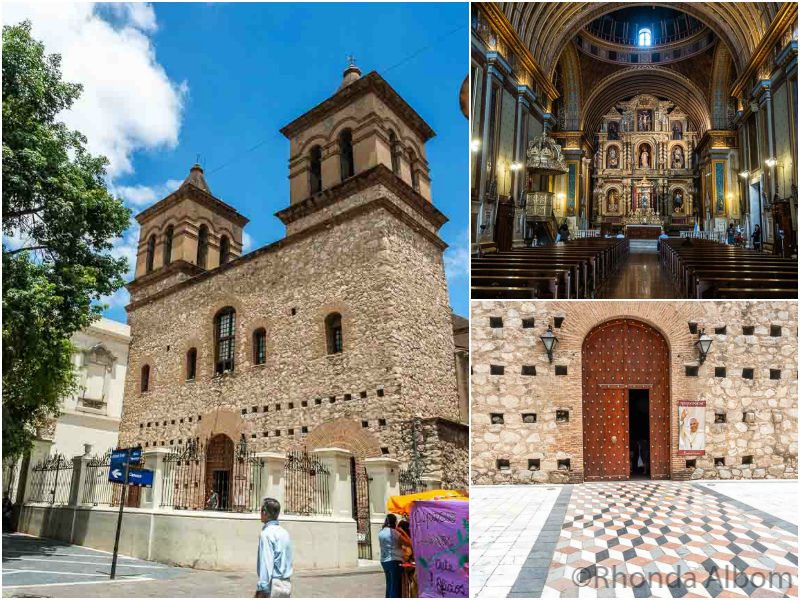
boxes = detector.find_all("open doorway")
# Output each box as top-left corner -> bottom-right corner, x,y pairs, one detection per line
628,389 -> 650,479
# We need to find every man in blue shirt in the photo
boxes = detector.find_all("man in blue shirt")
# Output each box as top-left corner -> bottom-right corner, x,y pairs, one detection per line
256,497 -> 293,598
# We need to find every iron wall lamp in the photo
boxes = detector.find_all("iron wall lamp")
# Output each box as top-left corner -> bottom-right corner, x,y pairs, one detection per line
540,325 -> 559,363
695,329 -> 713,364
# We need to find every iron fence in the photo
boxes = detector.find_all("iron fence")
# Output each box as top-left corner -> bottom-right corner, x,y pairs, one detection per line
160,437 -> 264,512
82,450 -> 114,505
27,455 -> 73,504
399,467 -> 423,495
351,459 -> 372,559
283,450 -> 331,516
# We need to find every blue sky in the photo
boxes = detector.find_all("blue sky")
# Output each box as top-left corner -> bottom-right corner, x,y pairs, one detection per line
4,2 -> 469,321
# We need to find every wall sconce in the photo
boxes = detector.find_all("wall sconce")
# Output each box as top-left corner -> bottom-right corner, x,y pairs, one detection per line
765,157 -> 777,168
739,170 -> 750,178
510,161 -> 522,172
470,139 -> 481,152
540,325 -> 559,363
695,329 -> 713,364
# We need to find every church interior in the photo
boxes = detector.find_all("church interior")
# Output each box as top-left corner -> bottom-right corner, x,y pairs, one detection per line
470,2 -> 798,299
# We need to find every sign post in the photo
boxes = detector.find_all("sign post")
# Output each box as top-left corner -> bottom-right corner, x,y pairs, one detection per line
109,451 -> 130,580
108,447 -> 152,580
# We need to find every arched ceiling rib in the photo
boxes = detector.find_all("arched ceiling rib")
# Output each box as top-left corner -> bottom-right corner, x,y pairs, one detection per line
582,67 -> 712,136
500,2 -> 782,77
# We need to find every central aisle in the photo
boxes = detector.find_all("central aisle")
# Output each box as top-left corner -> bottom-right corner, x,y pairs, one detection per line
598,249 -> 677,298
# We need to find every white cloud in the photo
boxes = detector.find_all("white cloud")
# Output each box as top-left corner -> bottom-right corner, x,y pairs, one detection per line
242,231 -> 255,253
112,179 -> 183,208
444,229 -> 469,282
101,222 -> 140,310
2,3 -> 186,178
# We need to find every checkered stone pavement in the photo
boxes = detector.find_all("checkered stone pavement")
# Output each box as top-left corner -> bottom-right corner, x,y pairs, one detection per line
537,481 -> 798,598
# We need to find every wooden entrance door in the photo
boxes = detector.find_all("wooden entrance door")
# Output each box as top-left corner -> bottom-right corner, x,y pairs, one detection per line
582,319 -> 670,481
206,434 -> 234,509
494,201 -> 514,252
583,386 -> 629,480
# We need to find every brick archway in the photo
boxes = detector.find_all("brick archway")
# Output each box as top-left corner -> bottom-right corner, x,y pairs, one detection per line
302,418 -> 383,459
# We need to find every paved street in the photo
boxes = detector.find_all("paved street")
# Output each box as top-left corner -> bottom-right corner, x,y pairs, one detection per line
2,533 -> 384,597
471,480 -> 799,598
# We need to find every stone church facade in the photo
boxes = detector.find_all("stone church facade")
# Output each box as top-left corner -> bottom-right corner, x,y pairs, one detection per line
119,64 -> 468,490
471,301 -> 797,485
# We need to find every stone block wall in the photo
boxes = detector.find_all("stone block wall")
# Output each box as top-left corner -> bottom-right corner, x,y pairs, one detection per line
120,190 -> 462,483
471,300 -> 798,484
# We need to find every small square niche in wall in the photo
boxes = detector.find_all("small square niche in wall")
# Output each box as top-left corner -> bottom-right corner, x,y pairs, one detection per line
490,365 -> 505,375
527,459 -> 541,471
522,318 -> 535,329
490,413 -> 505,425
496,459 -> 510,471
489,317 -> 503,328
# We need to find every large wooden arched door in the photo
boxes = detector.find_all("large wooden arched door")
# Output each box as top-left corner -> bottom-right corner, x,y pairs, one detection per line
582,319 -> 670,481
206,434 -> 234,510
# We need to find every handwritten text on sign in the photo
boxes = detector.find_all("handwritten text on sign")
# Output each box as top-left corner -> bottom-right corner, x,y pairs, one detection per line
410,499 -> 469,598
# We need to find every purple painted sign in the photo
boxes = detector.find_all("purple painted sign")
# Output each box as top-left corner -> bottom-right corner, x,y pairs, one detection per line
410,499 -> 469,598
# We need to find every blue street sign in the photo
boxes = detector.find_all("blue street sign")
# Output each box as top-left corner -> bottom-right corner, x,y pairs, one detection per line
126,469 -> 154,487
108,467 -> 154,487
111,448 -> 141,464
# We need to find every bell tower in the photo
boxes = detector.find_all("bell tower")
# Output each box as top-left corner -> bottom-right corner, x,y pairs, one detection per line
279,61 -> 436,220
127,164 -> 249,303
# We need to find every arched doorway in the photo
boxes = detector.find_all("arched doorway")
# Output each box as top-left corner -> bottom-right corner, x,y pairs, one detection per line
582,319 -> 670,481
205,434 -> 234,510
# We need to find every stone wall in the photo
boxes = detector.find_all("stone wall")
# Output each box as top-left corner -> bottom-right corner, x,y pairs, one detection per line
120,187 -> 462,483
471,301 -> 798,484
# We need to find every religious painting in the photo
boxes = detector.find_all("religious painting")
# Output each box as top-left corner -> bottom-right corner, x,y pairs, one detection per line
671,121 -> 683,140
714,162 -> 726,214
607,121 -> 620,140
678,400 -> 705,456
637,109 -> 653,132
606,145 -> 619,169
671,145 -> 685,169
638,143 -> 652,168
672,188 -> 685,213
606,189 -> 620,213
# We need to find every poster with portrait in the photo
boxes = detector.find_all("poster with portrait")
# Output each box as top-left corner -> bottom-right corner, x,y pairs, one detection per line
678,400 -> 705,456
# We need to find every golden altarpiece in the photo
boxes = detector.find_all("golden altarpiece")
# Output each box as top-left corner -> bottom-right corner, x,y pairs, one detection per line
593,94 -> 697,229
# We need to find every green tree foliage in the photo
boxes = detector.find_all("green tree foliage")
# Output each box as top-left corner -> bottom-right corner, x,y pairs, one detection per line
2,22 -> 131,458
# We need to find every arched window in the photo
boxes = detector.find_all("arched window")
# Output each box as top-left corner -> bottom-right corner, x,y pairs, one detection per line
141,365 -> 150,393
215,307 -> 236,374
638,28 -> 652,47
164,226 -> 174,265
309,145 -> 322,194
253,328 -> 266,365
197,225 -> 209,268
339,129 -> 354,181
145,235 -> 156,273
408,151 -> 420,192
388,130 -> 400,175
325,313 -> 343,355
186,348 -> 197,381
219,235 -> 230,266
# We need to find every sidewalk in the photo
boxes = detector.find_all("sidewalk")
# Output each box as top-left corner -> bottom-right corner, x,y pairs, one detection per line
2,533 -> 384,598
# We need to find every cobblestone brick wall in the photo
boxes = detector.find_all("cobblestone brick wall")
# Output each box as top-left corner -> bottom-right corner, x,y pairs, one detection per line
120,188 -> 463,483
471,301 -> 798,484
